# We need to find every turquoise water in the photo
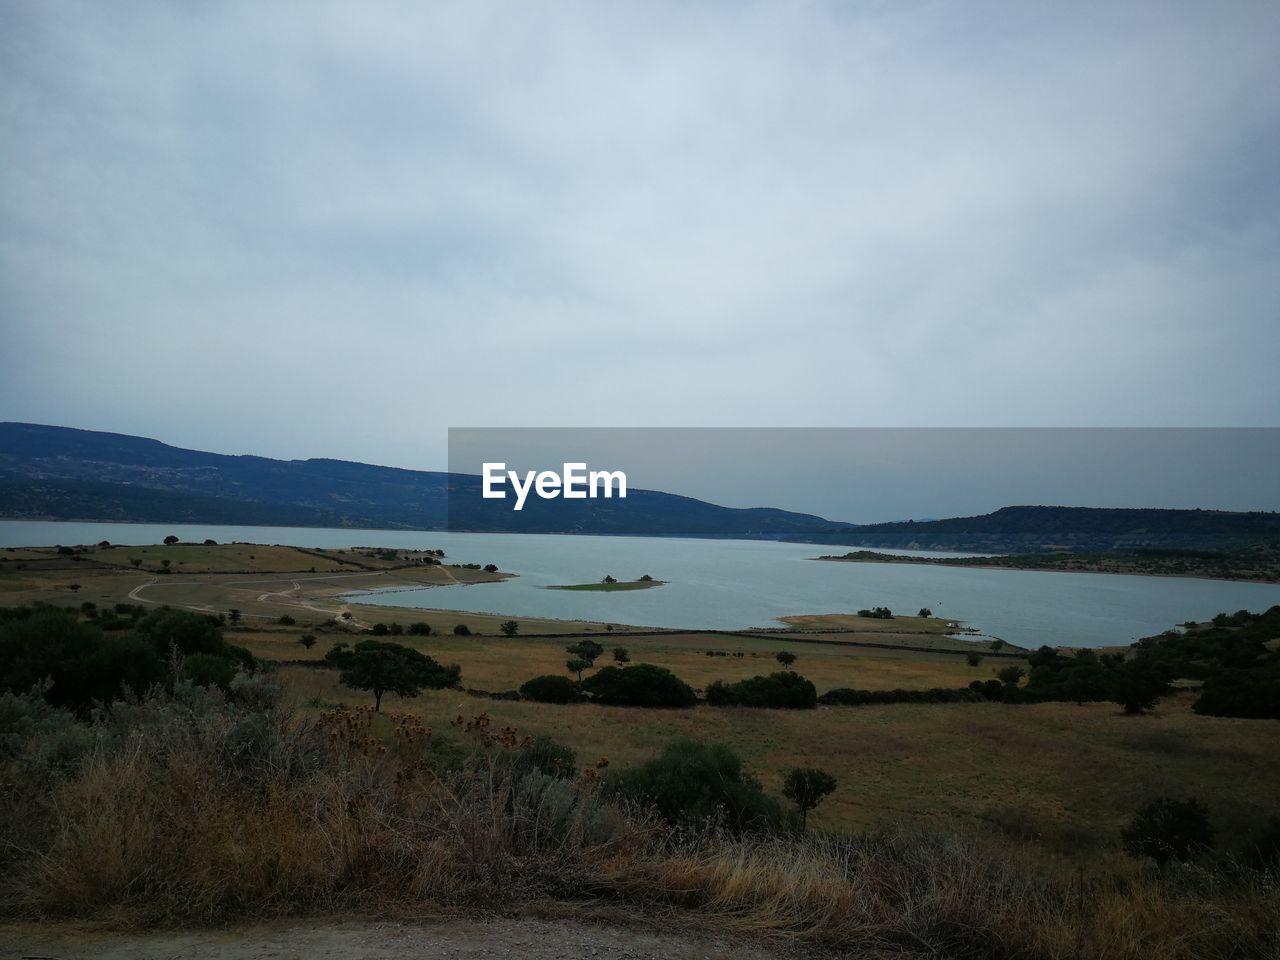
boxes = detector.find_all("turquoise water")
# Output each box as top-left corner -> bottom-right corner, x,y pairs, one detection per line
3,520 -> 1278,648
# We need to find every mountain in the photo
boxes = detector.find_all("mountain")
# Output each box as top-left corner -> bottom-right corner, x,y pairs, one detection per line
790,505 -> 1280,553
0,423 -> 852,538
3,423 -> 1276,550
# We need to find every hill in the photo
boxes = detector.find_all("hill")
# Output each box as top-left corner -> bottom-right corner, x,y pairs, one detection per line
793,504 -> 1280,552
0,422 -> 851,538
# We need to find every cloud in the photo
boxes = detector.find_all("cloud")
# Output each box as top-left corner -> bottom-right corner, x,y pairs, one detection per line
2,0 -> 1278,474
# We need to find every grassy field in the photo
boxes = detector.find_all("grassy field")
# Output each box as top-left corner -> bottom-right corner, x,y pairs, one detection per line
273,663 -> 1279,855
4,540 -> 1276,868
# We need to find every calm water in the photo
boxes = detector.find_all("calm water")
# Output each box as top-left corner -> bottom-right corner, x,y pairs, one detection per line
4,520 -> 1279,648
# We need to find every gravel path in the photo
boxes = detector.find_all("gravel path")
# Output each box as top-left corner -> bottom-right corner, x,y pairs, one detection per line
0,917 -> 796,960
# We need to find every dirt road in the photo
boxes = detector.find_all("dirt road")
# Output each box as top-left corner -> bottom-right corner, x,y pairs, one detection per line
0,917 -> 797,960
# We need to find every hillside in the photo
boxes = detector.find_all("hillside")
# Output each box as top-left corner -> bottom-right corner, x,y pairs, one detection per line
0,422 -> 851,539
791,505 -> 1280,552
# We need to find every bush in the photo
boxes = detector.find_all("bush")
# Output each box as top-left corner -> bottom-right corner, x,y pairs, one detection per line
706,671 -> 816,709
182,652 -> 237,691
406,622 -> 431,636
277,614 -> 296,626
1122,797 -> 1214,864
453,624 -> 471,635
1193,666 -> 1280,719
607,738 -> 786,832
519,675 -> 583,704
581,664 -> 697,708
507,733 -> 577,778
499,621 -> 519,637
820,686 -> 986,706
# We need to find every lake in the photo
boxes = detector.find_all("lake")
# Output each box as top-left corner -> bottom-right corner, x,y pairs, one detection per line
3,520 -> 1278,649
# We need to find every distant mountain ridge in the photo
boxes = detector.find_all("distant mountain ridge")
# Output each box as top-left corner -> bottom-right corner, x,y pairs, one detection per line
0,423 -> 851,538
2,423 -> 1276,550
793,504 -> 1280,553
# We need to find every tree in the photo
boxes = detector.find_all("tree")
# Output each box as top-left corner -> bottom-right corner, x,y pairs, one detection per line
566,658 -> 592,681
277,614 -> 296,626
602,575 -> 617,584
129,558 -> 142,568
990,639 -> 1006,652
1122,797 -> 1214,864
639,574 -> 654,582
406,622 -> 431,636
298,633 -> 317,650
160,559 -> 171,569
164,535 -> 179,545
453,623 -> 471,636
775,651 -> 797,670
325,639 -> 460,711
483,563 -> 498,573
567,639 -> 604,662
227,609 -> 242,626
499,620 -> 519,637
1110,661 -> 1168,715
997,665 -> 1025,687
783,767 -> 838,829
918,607 -> 933,618
612,646 -> 630,664
967,651 -> 983,667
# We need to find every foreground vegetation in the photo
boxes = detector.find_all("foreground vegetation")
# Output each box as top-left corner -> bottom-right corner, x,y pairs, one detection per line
1,680 -> 1276,958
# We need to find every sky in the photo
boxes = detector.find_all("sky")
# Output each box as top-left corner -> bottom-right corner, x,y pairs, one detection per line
2,1 -> 1279,488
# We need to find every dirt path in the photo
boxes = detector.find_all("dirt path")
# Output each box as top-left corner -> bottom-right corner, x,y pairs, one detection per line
0,917 -> 796,960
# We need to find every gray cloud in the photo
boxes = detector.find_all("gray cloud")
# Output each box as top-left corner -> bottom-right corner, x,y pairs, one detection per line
2,1 -> 1278,475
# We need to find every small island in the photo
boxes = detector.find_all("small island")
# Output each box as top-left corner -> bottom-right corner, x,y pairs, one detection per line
547,574 -> 666,592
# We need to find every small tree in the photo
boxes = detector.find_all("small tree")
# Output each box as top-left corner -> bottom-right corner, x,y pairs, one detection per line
775,651 -> 797,669
612,646 -> 630,664
325,639 -> 460,711
567,639 -> 604,662
164,535 -> 179,545
1111,661 -> 1167,715
499,620 -> 519,637
298,633 -> 317,650
782,768 -> 838,829
639,574 -> 654,582
483,563 -> 498,573
130,558 -> 142,569
602,575 -> 617,584
566,657 -> 592,681
918,607 -> 932,618
341,611 -> 352,620
160,559 -> 171,569
228,609 -> 242,625
990,639 -> 1006,652
454,623 -> 471,636
997,665 -> 1025,687
278,614 -> 296,626
967,651 -> 982,667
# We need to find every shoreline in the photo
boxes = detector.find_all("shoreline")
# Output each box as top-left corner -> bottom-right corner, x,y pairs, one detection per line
812,554 -> 1280,586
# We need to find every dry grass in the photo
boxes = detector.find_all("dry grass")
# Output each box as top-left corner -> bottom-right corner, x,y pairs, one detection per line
273,668 -> 1280,852
1,690 -> 1274,959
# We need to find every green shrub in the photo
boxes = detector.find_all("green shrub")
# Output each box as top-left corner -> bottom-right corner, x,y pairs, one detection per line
508,734 -> 577,778
182,652 -> 238,691
607,738 -> 786,832
453,624 -> 471,636
581,664 -> 697,708
706,671 -> 816,709
1122,797 -> 1214,864
519,675 -> 583,704
1193,666 -> 1280,719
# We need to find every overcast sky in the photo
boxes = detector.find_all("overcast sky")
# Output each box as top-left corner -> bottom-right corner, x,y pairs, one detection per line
3,1 -> 1278,481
